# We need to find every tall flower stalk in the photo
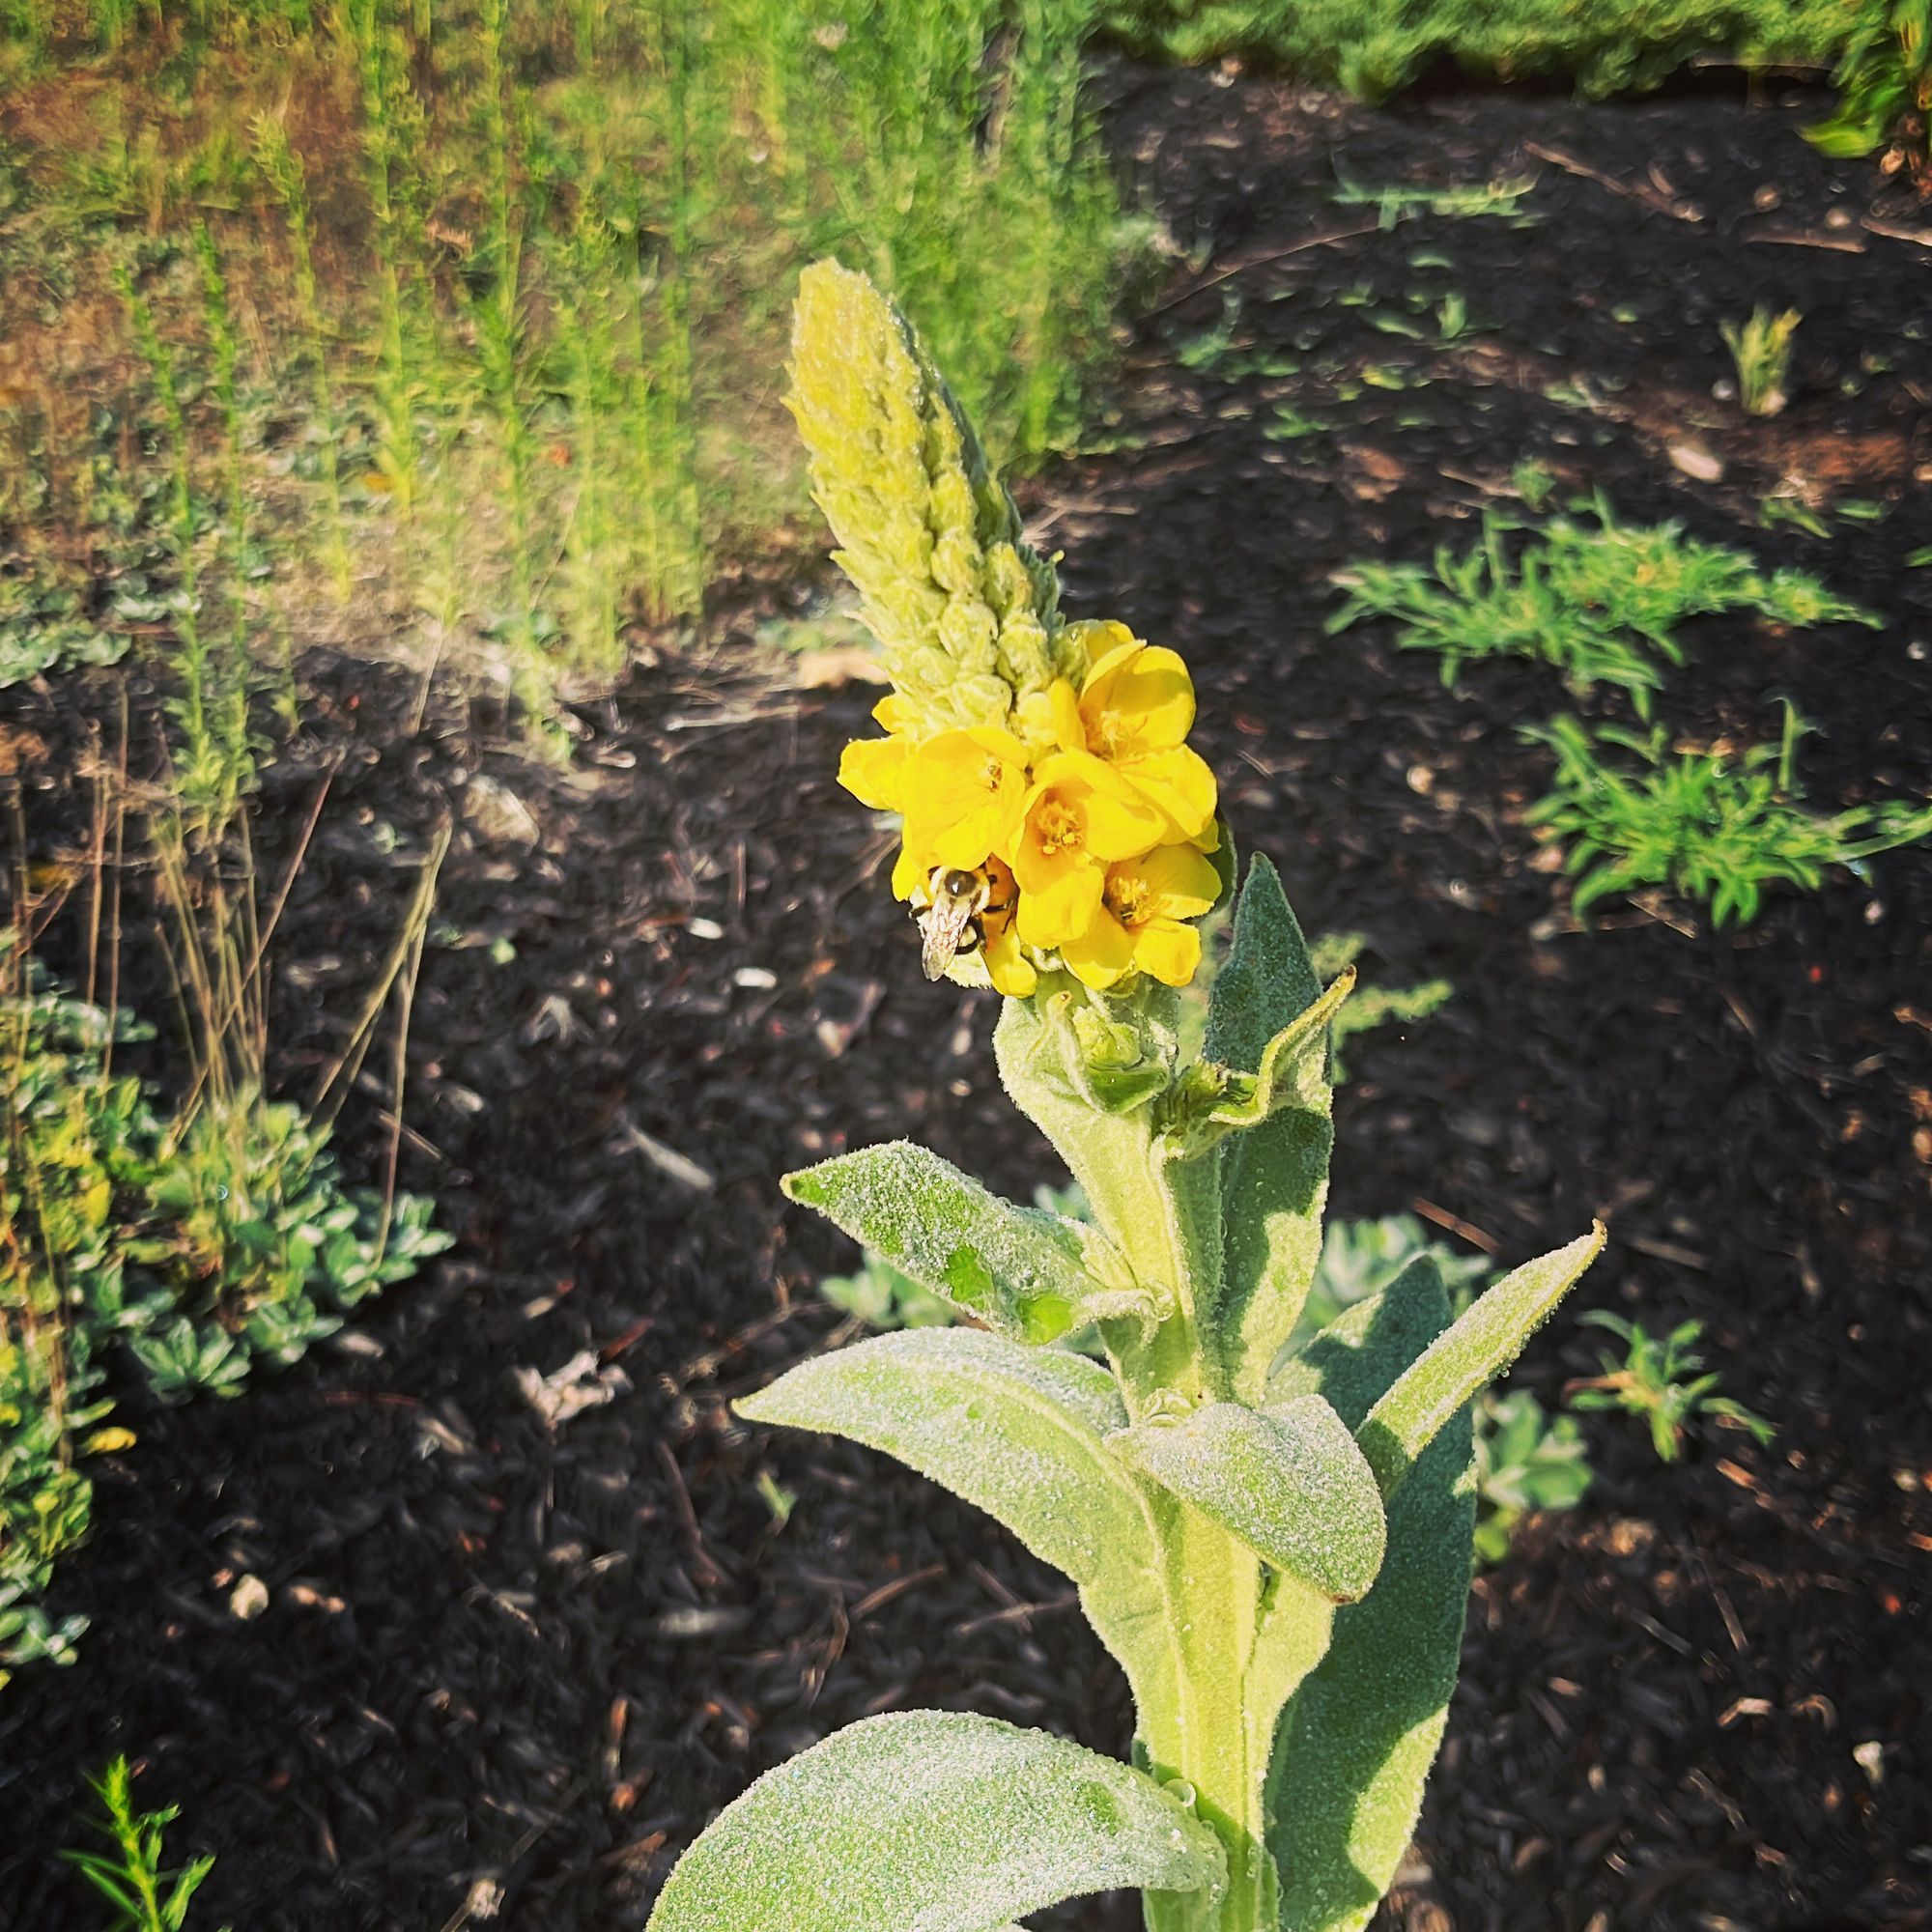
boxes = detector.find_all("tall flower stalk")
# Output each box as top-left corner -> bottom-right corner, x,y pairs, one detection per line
646,263 -> 1603,1932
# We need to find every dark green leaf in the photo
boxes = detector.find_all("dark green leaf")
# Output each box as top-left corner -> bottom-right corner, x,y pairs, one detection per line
1265,1256 -> 1473,1932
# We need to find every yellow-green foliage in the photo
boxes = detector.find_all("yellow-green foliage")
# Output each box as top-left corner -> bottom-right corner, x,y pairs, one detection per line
787,262 -> 1071,734
0,0 -> 1137,730
1104,0 -> 1857,97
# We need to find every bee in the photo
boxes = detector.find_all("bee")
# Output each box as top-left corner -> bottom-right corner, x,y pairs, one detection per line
912,864 -> 1014,980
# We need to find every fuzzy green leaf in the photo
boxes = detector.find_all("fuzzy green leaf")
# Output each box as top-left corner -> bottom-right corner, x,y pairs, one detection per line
1175,972 -> 1351,1155
1358,1224 -> 1605,1498
1205,854 -> 1323,1071
1201,859 -> 1339,1399
783,1142 -> 1151,1343
1110,1394 -> 1385,1603
645,1709 -> 1226,1932
736,1328 -> 1154,1592
1265,1255 -> 1473,1932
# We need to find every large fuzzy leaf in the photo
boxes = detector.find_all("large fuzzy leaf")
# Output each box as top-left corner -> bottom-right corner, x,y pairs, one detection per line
1357,1225 -> 1605,1498
736,1327 -> 1157,1598
783,1142 -> 1151,1344
1264,1256 -> 1473,1932
1108,1395 -> 1384,1604
1198,858 -> 1337,1400
646,1710 -> 1225,1932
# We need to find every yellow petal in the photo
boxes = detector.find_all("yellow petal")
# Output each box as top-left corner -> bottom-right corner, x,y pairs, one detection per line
1016,865 -> 1104,949
1082,642 -> 1196,754
891,841 -> 926,901
983,923 -> 1038,998
839,735 -> 910,810
1138,841 -> 1222,916
1061,909 -> 1137,990
873,694 -> 914,734
1048,677 -> 1086,753
1121,745 -> 1217,842
1132,917 -> 1203,987
906,727 -> 1031,867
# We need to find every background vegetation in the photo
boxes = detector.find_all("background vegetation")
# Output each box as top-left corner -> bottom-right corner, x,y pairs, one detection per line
0,0 -> 1142,728
1104,0 -> 1858,98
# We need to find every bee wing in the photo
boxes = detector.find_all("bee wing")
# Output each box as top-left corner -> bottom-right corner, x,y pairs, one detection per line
917,895 -> 978,980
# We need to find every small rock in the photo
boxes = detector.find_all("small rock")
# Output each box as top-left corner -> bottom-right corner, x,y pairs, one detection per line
1753,185 -> 1782,212
1669,443 -> 1724,484
463,774 -> 540,847
515,1350 -> 632,1430
228,1574 -> 270,1622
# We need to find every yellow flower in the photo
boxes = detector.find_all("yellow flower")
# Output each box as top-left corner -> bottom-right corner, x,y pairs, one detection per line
1061,620 -> 1218,845
1061,843 -> 1222,990
1011,750 -> 1166,950
837,696 -> 917,810
900,725 -> 1031,872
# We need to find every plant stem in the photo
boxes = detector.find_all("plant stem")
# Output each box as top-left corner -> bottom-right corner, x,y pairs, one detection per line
1140,1515 -> 1270,1932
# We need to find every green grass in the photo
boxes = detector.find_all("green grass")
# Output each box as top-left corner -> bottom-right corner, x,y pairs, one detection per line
0,0 -> 1144,738
1102,0 -> 1857,99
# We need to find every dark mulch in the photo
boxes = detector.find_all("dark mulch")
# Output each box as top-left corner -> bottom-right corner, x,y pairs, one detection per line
4,58 -> 1932,1932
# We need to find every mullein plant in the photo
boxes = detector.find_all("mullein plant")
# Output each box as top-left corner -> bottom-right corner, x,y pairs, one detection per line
646,262 -> 1605,1932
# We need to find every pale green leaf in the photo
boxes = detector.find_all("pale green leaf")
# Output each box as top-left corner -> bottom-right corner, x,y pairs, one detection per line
1266,1256 -> 1473,1932
783,1142 -> 1148,1344
1108,1394 -> 1384,1604
1358,1224 -> 1605,1498
645,1709 -> 1226,1932
736,1328 -> 1153,1589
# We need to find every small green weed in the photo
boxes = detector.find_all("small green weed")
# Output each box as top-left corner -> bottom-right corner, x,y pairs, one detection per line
1759,493 -> 1833,540
818,1251 -> 959,1331
1104,0 -> 1856,100
1329,164 -> 1539,226
1806,0 -> 1932,180
1262,403 -> 1327,442
1,953 -> 450,1681
1471,1389 -> 1592,1564
1330,501 -> 1879,718
1566,1312 -> 1773,1463
1524,708 -> 1932,926
1719,305 -> 1800,417
1306,931 -> 1451,1083
63,1755 -> 222,1932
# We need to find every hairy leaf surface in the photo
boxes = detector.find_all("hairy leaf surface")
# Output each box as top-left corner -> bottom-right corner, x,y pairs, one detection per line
1201,856 -> 1337,1399
737,1328 -> 1154,1589
1265,1257 -> 1473,1932
1109,1395 -> 1384,1603
1358,1224 -> 1605,1497
646,1709 -> 1226,1932
783,1141 -> 1146,1342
